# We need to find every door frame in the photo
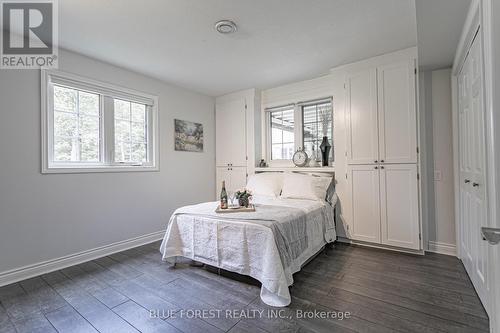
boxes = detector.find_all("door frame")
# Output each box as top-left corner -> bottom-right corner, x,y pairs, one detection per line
452,0 -> 500,328
482,0 -> 500,331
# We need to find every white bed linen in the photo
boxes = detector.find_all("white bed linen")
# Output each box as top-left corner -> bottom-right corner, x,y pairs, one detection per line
159,195 -> 337,307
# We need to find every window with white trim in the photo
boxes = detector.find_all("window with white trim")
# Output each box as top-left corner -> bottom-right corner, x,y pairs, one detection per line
266,97 -> 333,165
42,70 -> 159,173
269,105 -> 295,160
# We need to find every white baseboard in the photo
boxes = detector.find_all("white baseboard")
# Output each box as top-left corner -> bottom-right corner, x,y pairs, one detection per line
427,241 -> 457,256
336,237 -> 425,255
0,230 -> 165,287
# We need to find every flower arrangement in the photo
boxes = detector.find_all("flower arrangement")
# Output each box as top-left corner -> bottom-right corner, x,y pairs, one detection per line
319,106 -> 332,137
235,189 -> 252,207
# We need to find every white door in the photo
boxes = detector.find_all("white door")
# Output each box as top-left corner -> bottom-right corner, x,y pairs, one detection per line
458,31 -> 490,312
348,164 -> 381,243
377,60 -> 417,164
215,99 -> 247,167
380,164 -> 420,249
346,69 -> 379,165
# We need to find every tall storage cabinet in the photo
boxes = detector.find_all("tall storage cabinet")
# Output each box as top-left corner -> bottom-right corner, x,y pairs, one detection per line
215,89 -> 261,196
345,56 -> 420,251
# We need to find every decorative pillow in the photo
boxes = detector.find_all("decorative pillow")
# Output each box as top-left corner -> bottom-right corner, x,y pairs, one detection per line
246,173 -> 283,198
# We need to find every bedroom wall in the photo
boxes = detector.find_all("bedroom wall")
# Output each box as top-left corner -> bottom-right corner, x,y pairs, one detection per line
0,49 -> 215,277
420,68 -> 456,255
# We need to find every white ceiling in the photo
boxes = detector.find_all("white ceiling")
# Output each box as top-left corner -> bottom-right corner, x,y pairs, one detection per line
415,0 -> 471,71
58,0 -> 418,96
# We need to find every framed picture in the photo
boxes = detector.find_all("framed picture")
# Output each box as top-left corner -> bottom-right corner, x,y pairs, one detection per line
174,119 -> 203,152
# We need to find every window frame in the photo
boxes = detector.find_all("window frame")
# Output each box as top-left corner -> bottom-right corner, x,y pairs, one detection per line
265,97 -> 333,167
41,69 -> 159,174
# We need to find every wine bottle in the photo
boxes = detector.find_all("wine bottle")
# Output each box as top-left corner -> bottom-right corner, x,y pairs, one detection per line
220,181 -> 228,209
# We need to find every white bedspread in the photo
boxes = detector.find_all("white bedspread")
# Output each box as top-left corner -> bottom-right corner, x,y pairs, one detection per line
159,195 -> 337,307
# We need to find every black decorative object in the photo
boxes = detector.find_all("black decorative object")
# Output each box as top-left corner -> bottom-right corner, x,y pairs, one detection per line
319,136 -> 331,166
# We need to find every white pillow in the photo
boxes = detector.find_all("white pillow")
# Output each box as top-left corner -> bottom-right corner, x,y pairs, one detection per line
246,173 -> 283,198
281,173 -> 332,201
313,176 -> 333,201
280,173 -> 317,201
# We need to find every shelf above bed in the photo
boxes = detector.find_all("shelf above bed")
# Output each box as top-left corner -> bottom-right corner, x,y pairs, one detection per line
254,166 -> 335,173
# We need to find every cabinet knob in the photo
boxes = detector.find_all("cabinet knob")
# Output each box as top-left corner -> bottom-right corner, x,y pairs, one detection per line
473,182 -> 480,187
464,179 -> 471,183
380,160 -> 385,163
374,166 -> 378,169
374,160 -> 378,163
380,166 -> 385,169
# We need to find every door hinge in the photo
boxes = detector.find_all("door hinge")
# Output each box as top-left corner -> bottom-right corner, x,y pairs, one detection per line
246,156 -> 248,161
417,173 -> 420,180
345,150 -> 347,157
414,68 -> 417,75
419,233 -> 421,240
345,173 -> 348,179
245,104 -> 248,110
416,147 -> 419,154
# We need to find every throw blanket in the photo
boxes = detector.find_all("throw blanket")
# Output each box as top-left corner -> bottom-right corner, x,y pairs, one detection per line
173,202 -> 308,268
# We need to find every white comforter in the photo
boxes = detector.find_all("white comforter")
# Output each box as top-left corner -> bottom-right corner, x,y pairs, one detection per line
159,195 -> 337,307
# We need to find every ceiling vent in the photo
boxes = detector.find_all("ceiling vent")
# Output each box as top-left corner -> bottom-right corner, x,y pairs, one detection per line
215,20 -> 237,34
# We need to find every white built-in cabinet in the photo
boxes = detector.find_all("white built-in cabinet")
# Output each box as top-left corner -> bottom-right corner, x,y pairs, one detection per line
215,90 -> 260,196
345,56 -> 420,251
348,163 -> 419,249
347,60 -> 417,165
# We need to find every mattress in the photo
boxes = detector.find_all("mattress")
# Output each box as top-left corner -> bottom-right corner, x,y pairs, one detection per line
159,195 -> 337,307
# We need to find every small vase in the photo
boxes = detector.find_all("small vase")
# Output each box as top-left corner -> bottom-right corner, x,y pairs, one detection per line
319,136 -> 331,167
238,197 -> 249,208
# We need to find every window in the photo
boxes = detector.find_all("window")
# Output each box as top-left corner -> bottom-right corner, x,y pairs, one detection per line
266,97 -> 333,165
302,99 -> 333,162
114,99 -> 148,163
269,106 -> 295,160
42,70 -> 158,173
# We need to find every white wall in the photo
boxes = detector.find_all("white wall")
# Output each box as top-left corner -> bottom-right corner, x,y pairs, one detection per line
0,49 -> 215,276
421,68 -> 456,254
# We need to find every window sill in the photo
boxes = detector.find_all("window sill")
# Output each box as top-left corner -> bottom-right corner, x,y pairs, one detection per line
255,165 -> 335,173
42,164 -> 159,174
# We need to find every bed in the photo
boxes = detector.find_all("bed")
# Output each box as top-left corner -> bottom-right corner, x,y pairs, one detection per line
159,172 -> 337,307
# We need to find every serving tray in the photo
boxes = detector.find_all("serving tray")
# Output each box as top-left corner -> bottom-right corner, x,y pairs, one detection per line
215,204 -> 256,213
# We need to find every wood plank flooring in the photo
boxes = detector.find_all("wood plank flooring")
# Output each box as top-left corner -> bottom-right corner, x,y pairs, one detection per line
0,242 -> 489,333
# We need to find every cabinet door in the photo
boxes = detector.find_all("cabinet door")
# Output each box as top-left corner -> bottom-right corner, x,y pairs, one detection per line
215,99 -> 247,167
377,60 -> 417,163
216,167 -> 231,198
216,103 -> 232,167
229,167 -> 247,192
380,164 -> 420,249
215,167 -> 247,198
348,165 -> 381,243
346,69 -> 379,164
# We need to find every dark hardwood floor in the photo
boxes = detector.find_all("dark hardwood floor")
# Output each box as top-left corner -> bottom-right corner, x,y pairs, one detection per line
0,242 -> 489,333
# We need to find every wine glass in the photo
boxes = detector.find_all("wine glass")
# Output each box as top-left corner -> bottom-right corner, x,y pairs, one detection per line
228,191 -> 236,208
